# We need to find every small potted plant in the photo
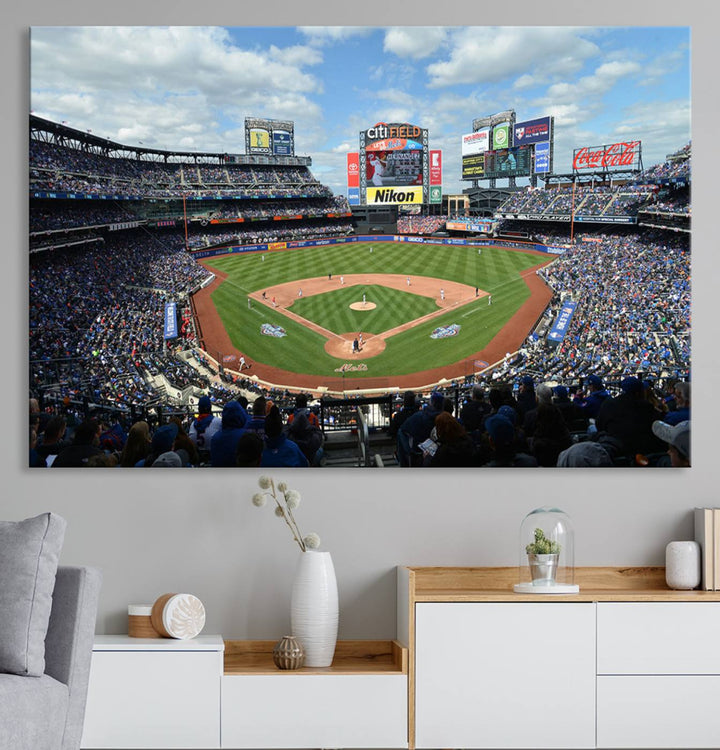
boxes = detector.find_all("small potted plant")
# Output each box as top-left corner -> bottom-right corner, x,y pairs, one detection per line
525,528 -> 561,584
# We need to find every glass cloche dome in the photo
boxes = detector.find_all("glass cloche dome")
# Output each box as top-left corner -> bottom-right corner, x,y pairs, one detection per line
514,506 -> 579,594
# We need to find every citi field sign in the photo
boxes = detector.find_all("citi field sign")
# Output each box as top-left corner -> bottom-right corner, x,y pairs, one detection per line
364,122 -> 423,143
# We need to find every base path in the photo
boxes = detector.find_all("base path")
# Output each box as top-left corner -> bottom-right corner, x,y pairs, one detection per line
193,260 -> 553,391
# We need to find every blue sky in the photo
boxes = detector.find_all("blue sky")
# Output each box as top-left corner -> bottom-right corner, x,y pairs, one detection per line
30,26 -> 690,196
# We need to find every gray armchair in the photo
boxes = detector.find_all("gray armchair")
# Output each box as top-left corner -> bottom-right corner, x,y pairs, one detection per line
0,566 -> 102,750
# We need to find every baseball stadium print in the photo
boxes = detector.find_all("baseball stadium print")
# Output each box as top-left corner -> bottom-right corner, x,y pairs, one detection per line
29,26 -> 691,469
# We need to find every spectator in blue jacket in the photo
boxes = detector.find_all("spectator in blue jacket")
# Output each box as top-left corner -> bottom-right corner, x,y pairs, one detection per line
663,381 -> 690,425
210,401 -> 249,467
261,405 -> 308,468
573,374 -> 610,421
397,391 -> 445,467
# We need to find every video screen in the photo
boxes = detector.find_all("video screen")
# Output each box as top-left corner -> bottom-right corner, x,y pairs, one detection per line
366,149 -> 423,187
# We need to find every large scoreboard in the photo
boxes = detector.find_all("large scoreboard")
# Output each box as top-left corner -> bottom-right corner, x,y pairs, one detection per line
462,112 -> 554,181
346,122 -> 442,206
244,117 -> 295,157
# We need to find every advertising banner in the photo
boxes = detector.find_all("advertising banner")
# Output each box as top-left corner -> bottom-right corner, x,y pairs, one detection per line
514,117 -> 551,145
547,300 -> 577,345
429,150 -> 442,185
461,129 -> 490,156
446,220 -> 493,233
248,128 -> 271,154
366,149 -> 423,188
272,131 -> 292,156
492,122 -> 511,150
347,152 -> 360,187
573,141 -> 641,172
347,187 -> 360,205
462,153 -> 485,179
366,138 -> 423,152
534,141 -> 551,173
575,216 -> 634,224
163,302 -> 178,340
365,186 -> 423,205
429,185 -> 442,204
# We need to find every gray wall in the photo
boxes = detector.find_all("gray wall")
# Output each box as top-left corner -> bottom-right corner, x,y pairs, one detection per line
6,2 -> 719,641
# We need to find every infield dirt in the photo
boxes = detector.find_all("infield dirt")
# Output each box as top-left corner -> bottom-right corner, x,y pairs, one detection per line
193,259 -> 553,391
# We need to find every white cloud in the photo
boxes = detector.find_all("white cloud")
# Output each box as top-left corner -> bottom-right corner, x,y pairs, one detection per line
383,27 -> 448,60
513,74 -> 538,91
297,27 -> 374,46
612,99 -> 691,161
269,44 -> 323,68
545,59 -> 641,102
30,26 -> 325,152
639,44 -> 689,86
425,27 -> 600,88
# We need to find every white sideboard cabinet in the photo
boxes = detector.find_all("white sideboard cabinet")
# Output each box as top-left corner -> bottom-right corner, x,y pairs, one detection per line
399,566 -> 720,750
80,635 -> 224,749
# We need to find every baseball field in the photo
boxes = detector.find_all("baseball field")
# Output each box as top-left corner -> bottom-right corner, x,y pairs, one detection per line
193,240 -> 554,390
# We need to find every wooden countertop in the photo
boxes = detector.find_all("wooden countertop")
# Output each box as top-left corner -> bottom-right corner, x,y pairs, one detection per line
402,566 -> 720,602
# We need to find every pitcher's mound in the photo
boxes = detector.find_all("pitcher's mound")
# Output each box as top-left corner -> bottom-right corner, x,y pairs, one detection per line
350,301 -> 377,311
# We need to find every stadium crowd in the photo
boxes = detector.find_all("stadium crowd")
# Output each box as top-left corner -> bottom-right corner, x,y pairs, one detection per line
30,230 -> 212,409
519,229 -> 690,384
497,184 -> 657,217
383,375 -> 690,468
31,140 -> 330,199
186,221 -> 354,249
396,215 -> 450,235
30,390 -> 326,469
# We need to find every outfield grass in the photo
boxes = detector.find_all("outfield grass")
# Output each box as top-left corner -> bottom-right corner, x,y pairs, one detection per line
206,241 -> 543,379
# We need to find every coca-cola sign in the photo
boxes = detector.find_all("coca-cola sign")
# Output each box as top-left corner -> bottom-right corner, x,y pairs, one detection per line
573,141 -> 641,172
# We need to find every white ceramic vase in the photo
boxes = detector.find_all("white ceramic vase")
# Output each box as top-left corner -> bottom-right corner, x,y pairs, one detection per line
290,550 -> 338,667
665,540 -> 701,590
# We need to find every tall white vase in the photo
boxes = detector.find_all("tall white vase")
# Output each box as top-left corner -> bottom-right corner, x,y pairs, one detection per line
290,550 -> 338,667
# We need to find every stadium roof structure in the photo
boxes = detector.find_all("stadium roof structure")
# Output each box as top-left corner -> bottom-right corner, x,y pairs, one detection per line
544,169 -> 643,185
29,115 -> 311,167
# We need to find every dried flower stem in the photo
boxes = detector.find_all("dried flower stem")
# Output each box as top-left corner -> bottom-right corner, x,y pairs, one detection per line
269,479 -> 306,551
252,475 -> 320,553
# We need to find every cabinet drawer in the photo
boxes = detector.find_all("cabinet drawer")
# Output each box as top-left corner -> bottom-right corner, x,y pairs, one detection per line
221,673 -> 407,748
597,603 -> 720,674
597,675 -> 720,748
81,650 -> 222,749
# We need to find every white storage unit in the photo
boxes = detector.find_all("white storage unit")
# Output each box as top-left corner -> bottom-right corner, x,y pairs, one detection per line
80,635 -> 224,749
400,566 -> 720,750
414,602 -> 596,749
222,673 -> 407,748
596,602 -> 720,748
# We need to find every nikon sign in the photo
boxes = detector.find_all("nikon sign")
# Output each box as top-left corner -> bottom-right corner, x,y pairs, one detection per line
366,186 -> 423,205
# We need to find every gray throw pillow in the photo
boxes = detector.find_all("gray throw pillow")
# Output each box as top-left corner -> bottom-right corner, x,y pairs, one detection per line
0,513 -> 66,676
